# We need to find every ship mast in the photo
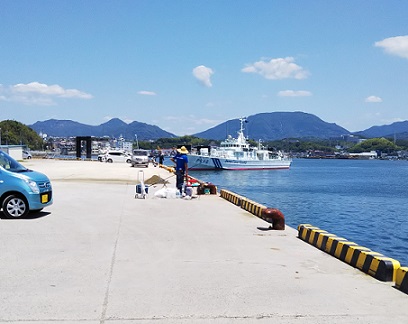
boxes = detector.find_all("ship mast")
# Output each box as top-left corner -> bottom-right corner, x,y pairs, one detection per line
237,117 -> 248,145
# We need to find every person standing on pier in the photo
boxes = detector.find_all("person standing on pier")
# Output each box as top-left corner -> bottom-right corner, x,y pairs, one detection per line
171,146 -> 189,194
158,150 -> 164,165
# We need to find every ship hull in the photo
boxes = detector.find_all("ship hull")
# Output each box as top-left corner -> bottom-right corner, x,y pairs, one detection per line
188,154 -> 291,170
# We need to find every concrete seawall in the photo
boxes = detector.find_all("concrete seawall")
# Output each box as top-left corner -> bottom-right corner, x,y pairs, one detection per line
1,159 -> 407,323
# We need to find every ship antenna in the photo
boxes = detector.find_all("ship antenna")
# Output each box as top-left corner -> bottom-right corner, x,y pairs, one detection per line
239,117 -> 247,133
241,116 -> 249,138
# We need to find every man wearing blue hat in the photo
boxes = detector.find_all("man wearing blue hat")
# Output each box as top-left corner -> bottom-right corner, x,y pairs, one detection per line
171,146 -> 189,195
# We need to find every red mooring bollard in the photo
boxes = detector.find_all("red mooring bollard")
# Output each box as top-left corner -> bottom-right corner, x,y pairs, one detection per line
262,208 -> 285,230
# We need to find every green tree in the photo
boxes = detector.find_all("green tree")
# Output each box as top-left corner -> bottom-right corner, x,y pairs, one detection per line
391,138 -> 408,150
0,120 -> 44,150
349,138 -> 399,153
265,138 -> 335,153
137,136 -> 214,150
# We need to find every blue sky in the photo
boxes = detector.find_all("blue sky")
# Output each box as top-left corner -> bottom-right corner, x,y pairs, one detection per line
1,1 -> 407,136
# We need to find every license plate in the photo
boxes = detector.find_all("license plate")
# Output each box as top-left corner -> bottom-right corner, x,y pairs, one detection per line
41,193 -> 49,203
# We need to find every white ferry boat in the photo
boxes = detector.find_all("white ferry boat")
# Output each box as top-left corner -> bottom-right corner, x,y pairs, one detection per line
188,117 -> 292,170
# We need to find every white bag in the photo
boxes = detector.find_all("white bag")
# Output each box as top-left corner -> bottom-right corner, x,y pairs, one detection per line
154,187 -> 167,198
154,187 -> 179,199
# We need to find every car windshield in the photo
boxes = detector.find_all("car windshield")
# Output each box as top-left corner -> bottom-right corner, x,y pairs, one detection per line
133,150 -> 148,156
0,150 -> 28,172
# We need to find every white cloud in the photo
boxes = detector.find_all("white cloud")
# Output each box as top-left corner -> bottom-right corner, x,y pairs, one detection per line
137,90 -> 157,96
278,90 -> 312,97
0,81 -> 93,105
192,65 -> 214,87
12,82 -> 93,99
375,35 -> 408,59
365,95 -> 383,103
242,57 -> 309,80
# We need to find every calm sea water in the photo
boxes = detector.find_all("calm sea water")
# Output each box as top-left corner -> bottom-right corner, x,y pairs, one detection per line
189,159 -> 408,266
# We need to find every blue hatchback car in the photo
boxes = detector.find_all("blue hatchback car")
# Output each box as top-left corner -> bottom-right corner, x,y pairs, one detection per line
0,150 -> 53,218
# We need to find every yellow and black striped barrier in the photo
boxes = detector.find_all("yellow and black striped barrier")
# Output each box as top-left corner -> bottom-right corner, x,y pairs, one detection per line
219,189 -> 245,207
395,267 -> 408,294
297,224 -> 401,283
220,189 -> 267,216
220,189 -> 285,230
241,198 -> 266,218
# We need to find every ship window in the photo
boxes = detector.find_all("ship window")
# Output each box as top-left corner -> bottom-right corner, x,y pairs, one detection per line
235,152 -> 244,158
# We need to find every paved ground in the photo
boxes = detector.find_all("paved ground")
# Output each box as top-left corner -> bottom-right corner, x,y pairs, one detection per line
1,159 -> 407,323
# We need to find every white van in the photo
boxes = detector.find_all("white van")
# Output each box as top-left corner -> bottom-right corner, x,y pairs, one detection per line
103,151 -> 131,163
22,150 -> 32,159
131,149 -> 149,167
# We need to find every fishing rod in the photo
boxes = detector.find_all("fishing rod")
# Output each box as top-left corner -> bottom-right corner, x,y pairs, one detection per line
146,159 -> 203,188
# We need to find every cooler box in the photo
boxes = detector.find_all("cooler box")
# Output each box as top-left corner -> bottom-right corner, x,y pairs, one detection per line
136,184 -> 149,194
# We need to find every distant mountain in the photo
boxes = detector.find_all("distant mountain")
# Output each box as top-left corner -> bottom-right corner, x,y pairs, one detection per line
354,121 -> 408,139
28,113 -> 408,141
30,118 -> 176,140
193,112 -> 351,140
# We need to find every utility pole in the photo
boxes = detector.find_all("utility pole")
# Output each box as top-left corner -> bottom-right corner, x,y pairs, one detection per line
135,134 -> 139,149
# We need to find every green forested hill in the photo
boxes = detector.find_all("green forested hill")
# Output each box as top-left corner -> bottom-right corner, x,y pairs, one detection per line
0,120 -> 43,149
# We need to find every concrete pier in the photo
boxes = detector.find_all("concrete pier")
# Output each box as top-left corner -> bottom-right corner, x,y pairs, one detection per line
1,159 -> 407,323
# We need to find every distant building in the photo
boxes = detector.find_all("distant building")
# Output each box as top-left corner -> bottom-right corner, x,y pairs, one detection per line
118,141 -> 132,153
347,151 -> 377,159
0,145 -> 25,160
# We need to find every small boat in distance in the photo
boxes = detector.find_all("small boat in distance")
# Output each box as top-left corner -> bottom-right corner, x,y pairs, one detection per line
188,117 -> 292,170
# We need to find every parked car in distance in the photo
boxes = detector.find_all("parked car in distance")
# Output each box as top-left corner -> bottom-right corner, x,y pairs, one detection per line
0,150 -> 53,218
100,150 -> 132,163
131,149 -> 150,167
22,150 -> 32,159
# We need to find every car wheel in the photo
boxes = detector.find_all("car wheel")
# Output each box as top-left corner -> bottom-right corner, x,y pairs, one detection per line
126,159 -> 131,163
107,159 -> 113,163
2,194 -> 29,219
27,156 -> 32,159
